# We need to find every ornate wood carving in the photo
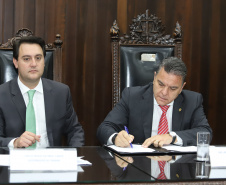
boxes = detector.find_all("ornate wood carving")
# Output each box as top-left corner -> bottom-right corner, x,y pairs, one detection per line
110,10 -> 183,107
0,28 -> 63,50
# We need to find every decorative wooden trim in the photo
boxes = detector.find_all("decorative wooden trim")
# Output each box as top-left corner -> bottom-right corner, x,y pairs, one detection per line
53,34 -> 63,82
110,21 -> 120,107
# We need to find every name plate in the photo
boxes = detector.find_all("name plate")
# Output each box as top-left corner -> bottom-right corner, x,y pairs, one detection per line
10,148 -> 77,171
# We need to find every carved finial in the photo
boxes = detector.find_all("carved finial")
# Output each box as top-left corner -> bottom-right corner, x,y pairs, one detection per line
110,20 -> 120,38
54,34 -> 63,48
174,21 -> 182,38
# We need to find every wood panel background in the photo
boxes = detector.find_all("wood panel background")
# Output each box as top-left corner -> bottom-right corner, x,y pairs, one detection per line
0,0 -> 225,145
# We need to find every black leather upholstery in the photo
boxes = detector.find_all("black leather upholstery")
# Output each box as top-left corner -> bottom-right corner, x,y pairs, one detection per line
0,49 -> 54,85
120,46 -> 174,92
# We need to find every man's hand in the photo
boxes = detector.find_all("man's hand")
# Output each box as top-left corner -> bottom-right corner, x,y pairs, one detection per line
115,156 -> 133,169
142,133 -> 176,148
115,130 -> 134,147
14,131 -> 41,148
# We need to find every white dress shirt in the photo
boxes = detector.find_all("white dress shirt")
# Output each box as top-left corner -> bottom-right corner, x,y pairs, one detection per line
8,77 -> 49,148
152,97 -> 182,145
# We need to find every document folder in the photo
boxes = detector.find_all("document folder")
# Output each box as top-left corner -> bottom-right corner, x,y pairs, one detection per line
104,144 -> 197,156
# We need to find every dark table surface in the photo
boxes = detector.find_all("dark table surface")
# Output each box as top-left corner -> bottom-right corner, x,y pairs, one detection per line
0,146 -> 225,184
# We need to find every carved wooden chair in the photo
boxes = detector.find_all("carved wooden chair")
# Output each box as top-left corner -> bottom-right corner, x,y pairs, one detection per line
110,10 -> 182,107
0,28 -> 63,84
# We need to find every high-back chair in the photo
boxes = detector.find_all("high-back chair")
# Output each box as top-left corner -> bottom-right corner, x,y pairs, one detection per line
110,10 -> 182,107
0,28 -> 63,84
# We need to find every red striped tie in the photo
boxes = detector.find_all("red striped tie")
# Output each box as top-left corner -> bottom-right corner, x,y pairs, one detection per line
158,105 -> 170,135
158,161 -> 167,179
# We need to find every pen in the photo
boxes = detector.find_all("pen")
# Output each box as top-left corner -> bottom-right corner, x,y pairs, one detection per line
124,126 -> 133,148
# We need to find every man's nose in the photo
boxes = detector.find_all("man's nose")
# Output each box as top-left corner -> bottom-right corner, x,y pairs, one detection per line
30,58 -> 37,66
162,87 -> 168,96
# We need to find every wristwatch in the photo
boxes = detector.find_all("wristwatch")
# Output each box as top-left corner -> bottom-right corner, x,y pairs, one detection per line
169,132 -> 177,144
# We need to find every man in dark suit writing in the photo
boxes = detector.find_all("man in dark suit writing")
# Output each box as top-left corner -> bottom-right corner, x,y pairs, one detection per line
97,57 -> 212,147
0,36 -> 84,148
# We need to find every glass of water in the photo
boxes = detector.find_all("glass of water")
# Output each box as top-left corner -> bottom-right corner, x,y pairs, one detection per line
197,132 -> 210,161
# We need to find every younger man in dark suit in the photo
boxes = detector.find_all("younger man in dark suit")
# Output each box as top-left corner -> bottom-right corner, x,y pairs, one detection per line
0,36 -> 84,148
97,57 -> 212,148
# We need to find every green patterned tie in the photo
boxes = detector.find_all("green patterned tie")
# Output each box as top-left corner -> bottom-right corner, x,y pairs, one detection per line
26,90 -> 36,148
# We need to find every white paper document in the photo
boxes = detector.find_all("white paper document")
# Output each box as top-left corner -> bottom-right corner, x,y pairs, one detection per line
10,148 -> 78,171
0,154 -> 10,166
10,171 -> 79,183
209,146 -> 226,168
162,145 -> 197,152
107,144 -> 155,153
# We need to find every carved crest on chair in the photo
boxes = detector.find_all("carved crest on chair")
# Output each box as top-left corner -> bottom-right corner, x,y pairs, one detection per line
110,9 -> 182,45
0,28 -> 33,48
0,28 -> 63,49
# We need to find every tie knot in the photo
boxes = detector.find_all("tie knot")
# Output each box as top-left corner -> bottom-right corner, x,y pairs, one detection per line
159,105 -> 170,113
28,90 -> 36,101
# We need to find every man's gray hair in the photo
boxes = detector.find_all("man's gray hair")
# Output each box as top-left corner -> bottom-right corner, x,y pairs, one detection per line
156,57 -> 187,83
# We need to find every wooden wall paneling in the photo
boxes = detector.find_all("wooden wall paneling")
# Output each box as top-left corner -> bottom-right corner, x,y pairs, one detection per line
44,0 -> 56,43
54,0 -> 66,41
81,0 -> 98,145
151,0 -> 166,23
190,0 -> 202,92
23,0 -> 35,31
208,0 -> 220,145
117,0 -> 127,34
182,0 -> 193,90
14,0 -> 24,32
35,0 -> 46,37
93,0 -> 117,145
199,0 -> 212,117
2,0 -> 14,42
64,0 -> 78,84
0,0 -> 3,42
215,0 -> 226,144
165,0 -> 176,33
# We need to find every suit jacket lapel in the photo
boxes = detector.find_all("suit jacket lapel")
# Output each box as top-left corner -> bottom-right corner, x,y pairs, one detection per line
141,84 -> 154,139
10,79 -> 26,124
42,79 -> 54,145
172,93 -> 184,131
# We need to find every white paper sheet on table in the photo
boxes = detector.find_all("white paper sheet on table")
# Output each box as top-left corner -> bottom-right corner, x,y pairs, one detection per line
209,146 -> 226,168
162,145 -> 197,152
0,155 -> 91,167
0,154 -> 10,166
106,144 -> 155,153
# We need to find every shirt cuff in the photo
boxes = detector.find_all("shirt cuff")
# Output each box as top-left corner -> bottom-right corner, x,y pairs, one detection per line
8,138 -> 17,148
172,132 -> 183,146
107,133 -> 118,145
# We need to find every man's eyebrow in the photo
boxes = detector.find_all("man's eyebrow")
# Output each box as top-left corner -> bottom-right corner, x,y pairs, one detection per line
157,79 -> 179,89
157,80 -> 164,85
170,86 -> 179,89
22,55 -> 31,58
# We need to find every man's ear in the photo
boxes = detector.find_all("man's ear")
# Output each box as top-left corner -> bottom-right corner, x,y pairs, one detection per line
13,58 -> 18,69
180,82 -> 186,93
153,71 -> 156,82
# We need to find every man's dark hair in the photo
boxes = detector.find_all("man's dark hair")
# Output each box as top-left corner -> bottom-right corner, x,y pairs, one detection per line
13,36 -> 46,60
156,57 -> 187,83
